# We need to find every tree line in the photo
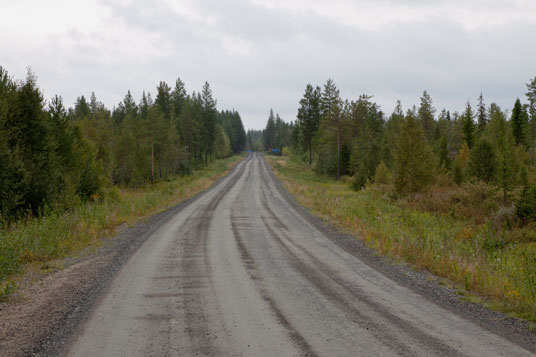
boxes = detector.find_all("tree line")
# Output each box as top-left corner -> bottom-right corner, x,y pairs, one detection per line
0,66 -> 246,221
258,76 -> 536,199
247,109 -> 294,154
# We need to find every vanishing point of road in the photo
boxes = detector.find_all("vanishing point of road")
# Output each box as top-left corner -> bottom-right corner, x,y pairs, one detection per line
67,153 -> 534,356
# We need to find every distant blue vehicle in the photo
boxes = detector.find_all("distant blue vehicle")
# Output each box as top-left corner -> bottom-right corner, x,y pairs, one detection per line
248,150 -> 252,152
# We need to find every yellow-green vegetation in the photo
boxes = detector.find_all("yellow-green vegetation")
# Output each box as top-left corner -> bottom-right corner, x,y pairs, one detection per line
267,155 -> 536,322
0,156 -> 241,298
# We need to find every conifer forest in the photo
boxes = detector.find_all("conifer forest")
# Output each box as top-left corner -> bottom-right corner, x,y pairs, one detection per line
0,66 -> 246,222
255,76 -> 536,206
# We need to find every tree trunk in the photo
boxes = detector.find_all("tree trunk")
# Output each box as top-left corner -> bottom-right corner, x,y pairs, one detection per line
336,126 -> 340,180
308,140 -> 312,166
151,137 -> 155,186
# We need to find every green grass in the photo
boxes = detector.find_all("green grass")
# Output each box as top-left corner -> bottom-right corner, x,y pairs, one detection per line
0,156 -> 242,297
267,155 -> 536,322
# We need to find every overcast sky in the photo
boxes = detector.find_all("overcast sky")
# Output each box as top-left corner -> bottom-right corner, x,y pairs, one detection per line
1,0 -> 535,129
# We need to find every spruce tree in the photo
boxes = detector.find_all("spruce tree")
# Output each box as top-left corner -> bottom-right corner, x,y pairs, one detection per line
511,98 -> 528,147
264,109 -> 276,151
526,77 -> 536,122
49,95 -> 75,175
201,82 -> 217,166
233,111 -> 246,153
438,135 -> 450,169
123,90 -> 137,117
74,95 -> 90,120
526,76 -> 536,144
477,93 -> 488,135
0,67 -> 25,218
487,103 -> 518,202
462,101 -> 475,148
10,70 -> 55,214
172,77 -> 187,117
384,100 -> 404,168
418,90 -> 435,140
394,111 -> 436,194
469,138 -> 495,183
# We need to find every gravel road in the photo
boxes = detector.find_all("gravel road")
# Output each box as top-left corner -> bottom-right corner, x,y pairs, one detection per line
65,153 -> 535,356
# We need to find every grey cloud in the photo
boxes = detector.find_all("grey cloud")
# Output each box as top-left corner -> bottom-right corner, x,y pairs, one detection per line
2,0 -> 534,130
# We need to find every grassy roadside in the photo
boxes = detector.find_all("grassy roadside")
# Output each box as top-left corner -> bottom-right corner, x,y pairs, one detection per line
0,155 -> 243,299
266,155 -> 536,323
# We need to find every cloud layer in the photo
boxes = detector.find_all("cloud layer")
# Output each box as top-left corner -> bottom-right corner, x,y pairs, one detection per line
1,0 -> 535,129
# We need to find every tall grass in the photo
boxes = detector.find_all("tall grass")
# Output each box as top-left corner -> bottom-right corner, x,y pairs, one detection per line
267,156 -> 536,322
0,156 -> 241,294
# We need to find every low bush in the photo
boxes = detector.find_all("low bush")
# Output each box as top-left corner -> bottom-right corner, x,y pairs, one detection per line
516,186 -> 536,224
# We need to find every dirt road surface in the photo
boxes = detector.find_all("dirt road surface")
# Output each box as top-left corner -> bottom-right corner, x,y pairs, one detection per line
66,153 -> 535,356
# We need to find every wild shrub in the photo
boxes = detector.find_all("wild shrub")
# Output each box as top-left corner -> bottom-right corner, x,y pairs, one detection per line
373,161 -> 391,185
516,186 -> 536,223
469,139 -> 496,183
393,113 -> 436,194
398,181 -> 501,224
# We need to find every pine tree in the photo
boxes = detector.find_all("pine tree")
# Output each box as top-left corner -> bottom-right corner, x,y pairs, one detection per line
178,94 -> 202,170
320,79 -> 339,119
511,98 -> 529,147
319,79 -> 343,179
155,81 -> 172,121
297,84 -> 321,165
144,100 -> 169,183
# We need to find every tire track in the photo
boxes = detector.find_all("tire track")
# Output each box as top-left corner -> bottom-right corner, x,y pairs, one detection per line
257,159 -> 464,356
171,157 -> 249,355
230,211 -> 318,357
